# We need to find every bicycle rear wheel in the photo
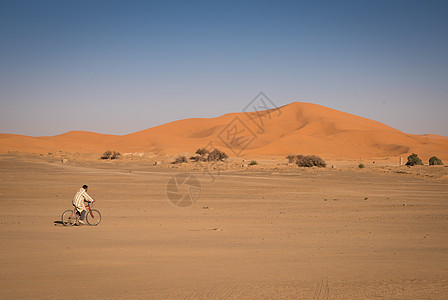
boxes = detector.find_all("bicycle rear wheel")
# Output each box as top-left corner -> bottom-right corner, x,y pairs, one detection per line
61,210 -> 77,226
86,209 -> 101,226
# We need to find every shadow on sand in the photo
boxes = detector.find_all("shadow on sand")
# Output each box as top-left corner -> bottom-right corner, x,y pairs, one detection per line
53,220 -> 64,226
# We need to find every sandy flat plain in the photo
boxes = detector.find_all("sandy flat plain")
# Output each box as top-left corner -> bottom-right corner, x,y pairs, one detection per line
1,153 -> 448,299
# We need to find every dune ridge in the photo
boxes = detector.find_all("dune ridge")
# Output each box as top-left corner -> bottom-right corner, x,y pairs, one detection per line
1,102 -> 447,160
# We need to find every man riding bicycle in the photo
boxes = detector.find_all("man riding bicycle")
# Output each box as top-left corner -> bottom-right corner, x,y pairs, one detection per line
72,185 -> 95,225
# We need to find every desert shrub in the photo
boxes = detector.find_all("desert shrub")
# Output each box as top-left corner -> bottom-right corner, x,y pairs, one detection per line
286,155 -> 297,163
405,153 -> 423,166
286,154 -> 305,163
191,147 -> 209,162
249,160 -> 258,166
286,154 -> 306,164
100,150 -> 112,159
287,154 -> 326,167
295,154 -> 326,168
429,156 -> 443,165
110,151 -> 120,159
196,147 -> 208,158
192,147 -> 228,162
190,155 -> 201,162
207,148 -> 228,162
101,150 -> 120,160
172,155 -> 188,164
358,163 -> 365,169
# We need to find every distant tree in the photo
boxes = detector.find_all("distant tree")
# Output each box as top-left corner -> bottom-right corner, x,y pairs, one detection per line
405,153 -> 423,166
429,156 -> 443,165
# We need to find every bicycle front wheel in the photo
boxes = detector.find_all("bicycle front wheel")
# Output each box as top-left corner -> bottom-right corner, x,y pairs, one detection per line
86,209 -> 101,226
61,210 -> 77,226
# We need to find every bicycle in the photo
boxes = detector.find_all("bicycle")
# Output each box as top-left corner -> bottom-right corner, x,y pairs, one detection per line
61,201 -> 101,226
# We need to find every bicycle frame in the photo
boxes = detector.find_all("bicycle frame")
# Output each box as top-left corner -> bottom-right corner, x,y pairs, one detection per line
71,202 -> 94,219
62,201 -> 100,226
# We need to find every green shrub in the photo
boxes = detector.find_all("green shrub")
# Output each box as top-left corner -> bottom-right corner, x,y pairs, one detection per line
172,155 -> 188,164
405,153 -> 423,166
295,154 -> 326,168
249,160 -> 258,166
429,156 -> 443,165
358,163 -> 365,169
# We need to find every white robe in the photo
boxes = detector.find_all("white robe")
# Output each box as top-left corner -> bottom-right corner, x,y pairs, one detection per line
72,188 -> 94,212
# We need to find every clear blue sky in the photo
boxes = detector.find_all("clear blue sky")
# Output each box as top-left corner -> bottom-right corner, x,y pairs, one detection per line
1,0 -> 447,137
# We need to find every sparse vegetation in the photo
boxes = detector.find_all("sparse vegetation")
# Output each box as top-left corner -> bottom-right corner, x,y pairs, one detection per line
286,155 -> 296,163
172,155 -> 188,164
249,160 -> 258,166
207,149 -> 228,161
192,148 -> 228,162
101,150 -> 112,159
429,156 -> 443,165
358,163 -> 365,169
287,154 -> 326,168
110,151 -> 120,159
101,150 -> 120,160
195,147 -> 208,158
405,153 -> 423,166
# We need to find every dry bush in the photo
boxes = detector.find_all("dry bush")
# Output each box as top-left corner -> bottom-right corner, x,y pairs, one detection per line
172,155 -> 188,164
196,147 -> 208,158
110,151 -> 120,159
100,150 -> 112,159
207,149 -> 228,161
192,148 -> 228,162
101,150 -> 120,160
286,155 -> 296,163
288,154 -> 326,168
191,148 -> 208,162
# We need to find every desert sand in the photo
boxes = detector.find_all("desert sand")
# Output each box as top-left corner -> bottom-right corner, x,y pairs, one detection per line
1,102 -> 448,298
1,102 -> 447,161
1,152 -> 448,299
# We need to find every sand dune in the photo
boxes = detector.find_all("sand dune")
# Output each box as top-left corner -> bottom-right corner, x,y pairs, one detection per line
1,102 -> 447,160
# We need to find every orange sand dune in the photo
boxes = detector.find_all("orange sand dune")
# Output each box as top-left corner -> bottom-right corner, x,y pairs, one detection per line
1,102 -> 447,160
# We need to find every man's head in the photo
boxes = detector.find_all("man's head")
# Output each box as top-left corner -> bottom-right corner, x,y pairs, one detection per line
83,185 -> 88,191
